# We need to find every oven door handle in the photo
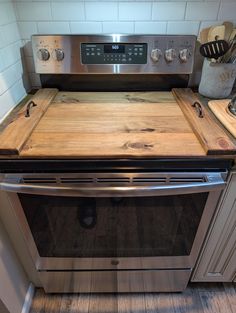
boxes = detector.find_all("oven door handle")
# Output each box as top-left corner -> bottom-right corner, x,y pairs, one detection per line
0,174 -> 226,197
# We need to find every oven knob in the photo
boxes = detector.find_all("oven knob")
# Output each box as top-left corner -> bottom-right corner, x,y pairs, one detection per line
165,48 -> 176,62
179,49 -> 191,63
52,49 -> 64,61
150,48 -> 162,63
37,48 -> 50,61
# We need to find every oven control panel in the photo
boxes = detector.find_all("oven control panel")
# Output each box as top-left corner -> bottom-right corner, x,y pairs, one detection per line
81,43 -> 147,64
32,35 -> 196,74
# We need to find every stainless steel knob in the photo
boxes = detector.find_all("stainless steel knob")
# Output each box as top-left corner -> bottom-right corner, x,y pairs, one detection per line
165,49 -> 176,62
37,48 -> 50,61
52,49 -> 64,61
150,48 -> 162,63
179,49 -> 190,63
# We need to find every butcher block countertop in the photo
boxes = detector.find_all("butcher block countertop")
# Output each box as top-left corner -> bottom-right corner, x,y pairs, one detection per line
0,88 -> 236,159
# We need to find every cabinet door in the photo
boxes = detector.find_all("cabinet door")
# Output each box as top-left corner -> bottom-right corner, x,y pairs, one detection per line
192,172 -> 236,282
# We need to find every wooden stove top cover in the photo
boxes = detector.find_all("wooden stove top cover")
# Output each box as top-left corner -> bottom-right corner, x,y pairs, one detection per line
19,91 -> 206,158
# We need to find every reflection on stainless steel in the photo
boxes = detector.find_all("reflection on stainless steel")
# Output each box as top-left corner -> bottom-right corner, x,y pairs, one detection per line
4,170 -> 226,292
39,269 -> 190,293
0,172 -> 225,197
32,35 -> 196,75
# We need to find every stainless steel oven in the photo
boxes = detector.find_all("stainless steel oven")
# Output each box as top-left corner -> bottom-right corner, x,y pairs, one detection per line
0,159 -> 229,292
0,35 -> 231,293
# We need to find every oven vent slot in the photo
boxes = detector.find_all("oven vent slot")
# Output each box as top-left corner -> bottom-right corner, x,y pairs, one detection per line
169,177 -> 206,183
133,177 -> 166,183
22,177 -> 57,184
60,178 -> 93,184
96,177 -> 130,183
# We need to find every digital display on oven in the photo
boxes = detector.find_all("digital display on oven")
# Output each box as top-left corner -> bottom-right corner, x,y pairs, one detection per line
104,44 -> 125,54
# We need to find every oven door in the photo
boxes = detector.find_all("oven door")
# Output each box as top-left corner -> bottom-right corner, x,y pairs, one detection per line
1,172 -> 225,271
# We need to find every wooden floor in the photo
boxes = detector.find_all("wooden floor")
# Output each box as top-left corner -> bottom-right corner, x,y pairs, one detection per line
30,283 -> 236,313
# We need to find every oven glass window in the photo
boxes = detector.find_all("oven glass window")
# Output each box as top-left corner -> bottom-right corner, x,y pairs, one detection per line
18,193 -> 208,258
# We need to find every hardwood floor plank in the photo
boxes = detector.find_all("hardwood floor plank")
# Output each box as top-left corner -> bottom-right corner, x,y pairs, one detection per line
223,283 -> 236,313
89,294 -> 117,313
29,289 -> 46,313
171,285 -> 204,313
59,294 -> 90,313
144,293 -> 175,313
30,284 -> 236,313
118,294 -> 146,313
198,289 -> 233,313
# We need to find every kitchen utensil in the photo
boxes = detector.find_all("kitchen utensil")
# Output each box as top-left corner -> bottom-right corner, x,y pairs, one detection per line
223,21 -> 234,42
199,40 -> 229,60
207,25 -> 225,42
199,27 -> 211,44
222,34 -> 236,63
229,28 -> 236,42
209,98 -> 236,138
228,94 -> 236,116
199,59 -> 236,98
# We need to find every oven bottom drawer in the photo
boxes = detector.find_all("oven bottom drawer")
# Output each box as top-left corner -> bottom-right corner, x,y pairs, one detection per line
39,269 -> 191,293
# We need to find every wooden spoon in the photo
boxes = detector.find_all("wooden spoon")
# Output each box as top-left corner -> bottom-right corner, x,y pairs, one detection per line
223,21 -> 234,42
208,25 -> 225,42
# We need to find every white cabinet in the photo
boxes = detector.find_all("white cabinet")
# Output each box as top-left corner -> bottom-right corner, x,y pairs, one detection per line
192,172 -> 236,282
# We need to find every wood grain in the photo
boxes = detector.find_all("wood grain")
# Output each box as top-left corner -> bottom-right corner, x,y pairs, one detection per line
0,88 -> 58,155
208,99 -> 236,138
172,88 -> 236,155
21,132 -> 205,158
20,93 -> 205,158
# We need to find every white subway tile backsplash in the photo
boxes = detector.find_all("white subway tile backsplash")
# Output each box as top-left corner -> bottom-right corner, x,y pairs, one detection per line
51,2 -> 85,21
0,41 -> 22,71
1,22 -> 20,46
103,22 -> 134,34
15,2 -> 52,21
0,61 -> 23,95
37,22 -> 70,34
135,22 -> 167,34
85,2 -> 118,21
0,2 -> 16,26
70,22 -> 102,34
119,3 -> 152,21
186,2 -> 220,21
18,22 -> 37,39
167,21 -> 200,35
0,78 -> 25,121
152,3 -> 186,21
218,2 -> 236,21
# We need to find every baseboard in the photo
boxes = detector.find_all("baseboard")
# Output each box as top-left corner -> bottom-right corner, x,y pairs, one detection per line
21,283 -> 35,313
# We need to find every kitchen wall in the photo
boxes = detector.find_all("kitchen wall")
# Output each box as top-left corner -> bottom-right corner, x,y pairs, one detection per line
0,0 -> 27,123
13,0 -> 236,89
1,1 -> 236,116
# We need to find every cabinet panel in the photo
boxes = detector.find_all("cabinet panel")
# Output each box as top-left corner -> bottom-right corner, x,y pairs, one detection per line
192,173 -> 236,282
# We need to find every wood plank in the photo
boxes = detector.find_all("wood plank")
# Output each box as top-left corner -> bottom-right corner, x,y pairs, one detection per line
208,99 -> 236,138
0,88 -> 58,155
59,294 -> 90,313
53,91 -> 176,104
36,116 -> 191,134
21,132 -> 205,158
20,97 -> 205,158
29,284 -> 236,313
223,283 -> 236,313
45,102 -> 183,118
172,88 -> 236,155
